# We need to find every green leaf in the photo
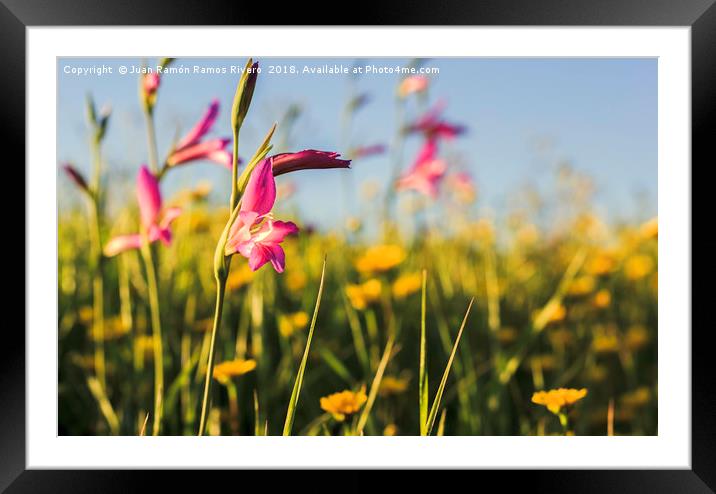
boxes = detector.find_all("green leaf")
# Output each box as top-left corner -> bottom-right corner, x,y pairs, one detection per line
426,297 -> 474,436
282,257 -> 327,436
419,269 -> 428,435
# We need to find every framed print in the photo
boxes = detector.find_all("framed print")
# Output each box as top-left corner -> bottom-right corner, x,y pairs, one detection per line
5,0 -> 712,489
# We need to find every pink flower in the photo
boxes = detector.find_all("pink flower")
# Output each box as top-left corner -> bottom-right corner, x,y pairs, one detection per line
167,99 -> 233,169
398,75 -> 429,98
104,166 -> 181,257
143,73 -> 161,97
350,144 -> 386,160
224,158 -> 298,273
407,102 -> 465,141
395,139 -> 447,198
270,150 -> 351,177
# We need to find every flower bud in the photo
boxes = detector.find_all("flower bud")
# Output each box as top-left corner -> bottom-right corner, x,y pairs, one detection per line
231,59 -> 259,133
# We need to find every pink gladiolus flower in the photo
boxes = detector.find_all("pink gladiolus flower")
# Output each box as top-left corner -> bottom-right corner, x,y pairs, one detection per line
167,99 -> 233,169
224,158 -> 298,273
270,150 -> 351,177
398,75 -> 429,98
350,144 -> 386,160
407,102 -> 466,141
104,166 -> 181,257
395,139 -> 447,198
143,73 -> 161,96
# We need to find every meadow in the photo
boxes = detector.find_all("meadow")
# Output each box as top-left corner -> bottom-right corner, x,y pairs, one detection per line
58,58 -> 658,436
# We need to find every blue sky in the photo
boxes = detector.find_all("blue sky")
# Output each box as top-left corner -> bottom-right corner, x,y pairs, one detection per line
57,57 -> 657,228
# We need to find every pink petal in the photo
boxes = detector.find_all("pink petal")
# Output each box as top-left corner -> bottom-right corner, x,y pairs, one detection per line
225,211 -> 259,256
175,99 -> 220,150
271,150 -> 351,177
257,219 -> 298,244
104,234 -> 142,257
267,244 -> 287,273
248,244 -> 272,271
414,139 -> 437,168
240,158 -> 275,216
168,138 -> 231,167
136,165 -> 161,230
207,149 -> 233,169
160,207 -> 182,230
143,73 -> 160,95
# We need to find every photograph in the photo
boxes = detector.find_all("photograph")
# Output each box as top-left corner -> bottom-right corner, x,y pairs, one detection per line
56,56 -> 658,437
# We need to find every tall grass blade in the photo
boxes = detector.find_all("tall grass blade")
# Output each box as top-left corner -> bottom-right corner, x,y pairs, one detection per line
356,333 -> 396,435
436,409 -> 447,436
419,269 -> 429,436
426,297 -> 474,435
87,376 -> 119,435
282,256 -> 327,436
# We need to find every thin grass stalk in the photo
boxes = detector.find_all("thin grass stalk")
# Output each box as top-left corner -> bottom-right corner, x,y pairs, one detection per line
282,258 -> 327,436
144,110 -> 159,174
425,297 -> 474,435
87,376 -> 119,435
140,242 -> 164,435
88,138 -> 106,391
436,409 -> 447,436
419,269 -> 428,436
356,332 -> 395,435
198,277 -> 227,435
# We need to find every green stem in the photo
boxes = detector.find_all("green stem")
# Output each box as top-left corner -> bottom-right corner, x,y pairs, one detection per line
198,277 -> 227,436
141,242 -> 164,435
144,110 -> 159,174
88,139 -> 106,391
383,98 -> 405,237
229,130 -> 240,210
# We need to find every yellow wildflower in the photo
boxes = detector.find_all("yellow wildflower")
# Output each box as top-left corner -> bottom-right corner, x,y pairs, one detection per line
624,254 -> 654,280
383,424 -> 398,436
592,289 -> 611,309
320,386 -> 368,421
624,325 -> 650,351
532,388 -> 588,414
392,272 -> 422,299
592,326 -> 620,353
285,270 -> 307,293
379,375 -> 410,396
91,316 -> 130,341
226,263 -> 254,291
620,387 -> 652,408
539,303 -> 567,326
516,224 -> 539,245
568,275 -> 596,296
639,216 -> 658,239
355,245 -> 406,273
78,305 -> 94,325
345,279 -> 382,310
586,252 -> 616,276
530,354 -> 557,371
278,311 -> 309,338
135,335 -> 155,359
213,359 -> 257,384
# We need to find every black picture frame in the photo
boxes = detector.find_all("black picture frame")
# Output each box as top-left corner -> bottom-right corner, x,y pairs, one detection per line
5,0 -> 710,490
